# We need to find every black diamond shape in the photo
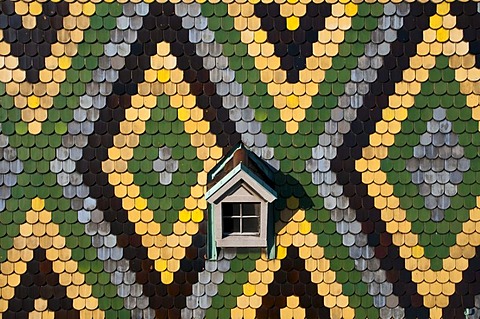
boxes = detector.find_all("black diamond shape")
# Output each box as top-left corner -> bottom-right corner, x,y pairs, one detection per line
254,2 -> 331,83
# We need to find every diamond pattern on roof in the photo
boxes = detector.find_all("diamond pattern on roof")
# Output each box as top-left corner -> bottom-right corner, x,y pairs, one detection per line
1,1 -> 480,319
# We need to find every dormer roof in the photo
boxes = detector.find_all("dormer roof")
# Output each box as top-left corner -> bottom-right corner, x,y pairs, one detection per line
206,144 -> 277,203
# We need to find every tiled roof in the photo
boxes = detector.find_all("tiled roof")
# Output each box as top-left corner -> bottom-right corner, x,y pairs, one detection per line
0,0 -> 480,318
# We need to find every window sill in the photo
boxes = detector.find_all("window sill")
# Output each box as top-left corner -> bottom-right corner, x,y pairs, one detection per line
216,235 -> 267,248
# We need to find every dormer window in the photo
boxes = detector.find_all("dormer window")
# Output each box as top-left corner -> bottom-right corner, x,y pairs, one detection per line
206,144 -> 277,256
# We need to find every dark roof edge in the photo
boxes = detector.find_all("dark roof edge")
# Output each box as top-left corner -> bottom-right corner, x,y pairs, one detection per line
207,142 -> 276,183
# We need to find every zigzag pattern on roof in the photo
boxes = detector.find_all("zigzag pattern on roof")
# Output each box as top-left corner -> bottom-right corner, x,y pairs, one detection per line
0,1 -> 480,319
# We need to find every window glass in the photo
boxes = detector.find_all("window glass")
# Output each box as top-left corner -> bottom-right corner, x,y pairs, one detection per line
222,203 -> 260,235
242,203 -> 258,216
223,203 -> 240,217
242,217 -> 259,233
223,217 -> 240,234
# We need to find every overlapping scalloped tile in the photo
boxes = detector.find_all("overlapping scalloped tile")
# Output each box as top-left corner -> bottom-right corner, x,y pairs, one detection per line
1,1 -> 480,319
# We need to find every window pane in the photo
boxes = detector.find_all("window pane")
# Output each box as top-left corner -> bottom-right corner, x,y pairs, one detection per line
242,203 -> 260,216
223,203 -> 240,217
242,217 -> 259,233
223,217 -> 240,234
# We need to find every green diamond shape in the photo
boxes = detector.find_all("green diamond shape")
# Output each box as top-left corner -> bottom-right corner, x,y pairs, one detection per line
381,57 -> 480,270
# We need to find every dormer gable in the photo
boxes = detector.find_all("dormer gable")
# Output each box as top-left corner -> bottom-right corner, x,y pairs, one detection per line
206,163 -> 277,205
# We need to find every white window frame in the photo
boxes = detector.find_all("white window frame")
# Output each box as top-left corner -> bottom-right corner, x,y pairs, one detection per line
206,166 -> 276,248
213,184 -> 268,247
